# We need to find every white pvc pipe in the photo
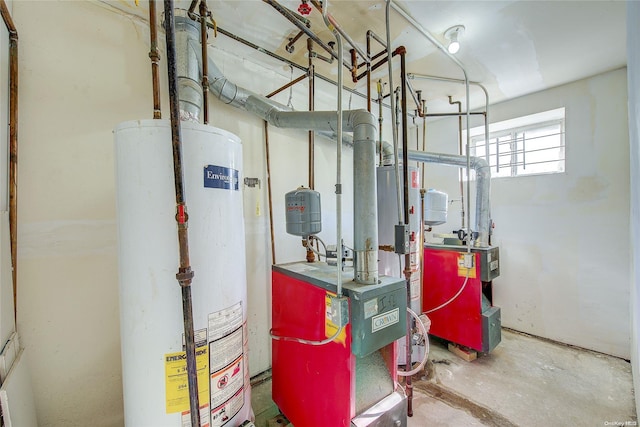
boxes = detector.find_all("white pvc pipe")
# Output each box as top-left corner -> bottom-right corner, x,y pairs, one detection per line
322,0 -> 344,296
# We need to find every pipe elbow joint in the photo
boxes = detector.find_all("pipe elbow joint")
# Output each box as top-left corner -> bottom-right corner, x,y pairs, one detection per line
348,109 -> 375,126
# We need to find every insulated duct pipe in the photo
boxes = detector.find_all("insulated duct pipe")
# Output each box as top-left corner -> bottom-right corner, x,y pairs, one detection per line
174,10 -> 202,121
407,150 -> 491,247
176,16 -> 379,285
378,142 -> 491,247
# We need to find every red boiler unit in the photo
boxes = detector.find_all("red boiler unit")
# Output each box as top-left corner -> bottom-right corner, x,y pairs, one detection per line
422,244 -> 501,353
271,261 -> 408,427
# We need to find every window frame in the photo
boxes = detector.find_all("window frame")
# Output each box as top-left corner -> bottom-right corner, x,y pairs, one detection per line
466,109 -> 566,179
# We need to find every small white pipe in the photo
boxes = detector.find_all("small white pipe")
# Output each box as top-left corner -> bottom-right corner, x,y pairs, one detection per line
389,0 -> 472,253
322,1 -> 344,296
385,0 -> 404,227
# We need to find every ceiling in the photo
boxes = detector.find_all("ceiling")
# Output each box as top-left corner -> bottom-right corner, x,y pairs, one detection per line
103,0 -> 627,112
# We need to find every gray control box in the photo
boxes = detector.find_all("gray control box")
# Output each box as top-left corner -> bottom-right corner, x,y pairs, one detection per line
272,262 -> 407,357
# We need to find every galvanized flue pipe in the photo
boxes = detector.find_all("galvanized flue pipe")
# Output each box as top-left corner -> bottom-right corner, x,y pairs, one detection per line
162,2 -> 200,425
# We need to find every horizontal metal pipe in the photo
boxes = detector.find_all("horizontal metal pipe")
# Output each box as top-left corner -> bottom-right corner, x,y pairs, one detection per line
263,0 -> 351,69
367,29 -> 387,49
213,26 -> 399,112
192,30 -> 378,283
310,0 -> 368,63
406,149 -> 491,247
424,112 -> 485,117
266,73 -> 307,98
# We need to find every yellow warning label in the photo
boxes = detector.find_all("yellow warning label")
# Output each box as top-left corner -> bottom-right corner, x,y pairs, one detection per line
325,293 -> 347,346
165,345 -> 209,414
457,253 -> 477,279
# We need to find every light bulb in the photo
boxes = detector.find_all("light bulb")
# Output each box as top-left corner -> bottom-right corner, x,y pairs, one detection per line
448,41 -> 460,54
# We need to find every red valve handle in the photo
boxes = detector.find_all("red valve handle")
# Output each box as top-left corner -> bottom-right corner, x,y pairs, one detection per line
298,2 -> 312,15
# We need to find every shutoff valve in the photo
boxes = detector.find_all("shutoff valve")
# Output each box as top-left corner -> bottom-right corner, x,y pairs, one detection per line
298,0 -> 312,15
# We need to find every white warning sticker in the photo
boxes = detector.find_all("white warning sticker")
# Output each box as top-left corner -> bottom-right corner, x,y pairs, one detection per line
210,327 -> 243,374
208,303 -> 243,342
210,356 -> 245,425
181,404 -> 211,427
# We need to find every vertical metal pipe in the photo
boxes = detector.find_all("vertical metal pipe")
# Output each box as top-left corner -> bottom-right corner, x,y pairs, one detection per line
421,100 -> 426,187
350,48 -> 358,83
377,80 -> 384,165
449,96 -> 465,228
163,2 -> 200,425
308,38 -> 315,190
385,1 -> 403,229
321,2 -> 344,296
0,0 -> 18,322
366,33 -> 371,112
149,0 -> 162,119
265,121 -> 277,264
199,0 -> 209,124
307,38 -> 316,263
399,48 -> 413,417
0,0 -> 17,322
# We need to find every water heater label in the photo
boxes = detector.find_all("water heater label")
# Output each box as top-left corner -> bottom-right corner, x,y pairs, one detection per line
372,307 -> 400,333
204,165 -> 239,191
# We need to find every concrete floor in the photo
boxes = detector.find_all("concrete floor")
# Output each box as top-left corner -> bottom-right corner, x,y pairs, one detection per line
252,329 -> 637,426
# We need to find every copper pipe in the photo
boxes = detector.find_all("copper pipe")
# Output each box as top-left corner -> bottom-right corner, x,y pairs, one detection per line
263,0 -> 351,69
215,25 -> 380,108
149,0 -> 162,119
449,96 -> 465,228
355,50 -> 398,82
423,111 -> 484,117
266,73 -> 307,99
350,48 -> 358,83
265,121 -> 276,264
163,2 -> 199,425
0,0 -> 18,322
399,46 -> 413,417
366,34 -> 371,112
285,30 -> 304,53
199,0 -> 209,124
357,49 -> 388,70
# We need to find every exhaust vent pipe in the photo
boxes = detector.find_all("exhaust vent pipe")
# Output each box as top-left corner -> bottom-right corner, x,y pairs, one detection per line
175,14 -> 379,284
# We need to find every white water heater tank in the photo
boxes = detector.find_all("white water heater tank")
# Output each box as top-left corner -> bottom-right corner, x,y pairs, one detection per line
424,189 -> 448,226
114,120 -> 252,427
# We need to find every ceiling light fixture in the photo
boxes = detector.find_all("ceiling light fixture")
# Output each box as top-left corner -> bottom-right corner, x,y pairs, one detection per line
444,25 -> 465,54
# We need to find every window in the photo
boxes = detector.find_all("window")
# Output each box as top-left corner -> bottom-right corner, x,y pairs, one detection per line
466,108 -> 565,178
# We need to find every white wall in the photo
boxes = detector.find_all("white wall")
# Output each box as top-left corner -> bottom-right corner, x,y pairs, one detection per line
14,2 -> 358,426
627,0 -> 640,418
424,68 -> 630,358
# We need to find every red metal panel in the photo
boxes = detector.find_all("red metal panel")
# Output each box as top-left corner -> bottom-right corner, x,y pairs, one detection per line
422,248 -> 483,351
272,270 -> 355,427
